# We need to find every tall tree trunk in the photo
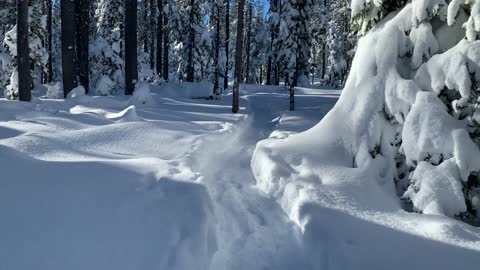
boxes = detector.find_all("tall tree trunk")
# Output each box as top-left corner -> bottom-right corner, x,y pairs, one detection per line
46,0 -> 53,83
156,0 -> 163,76
186,0 -> 195,82
61,0 -> 76,98
149,0 -> 156,70
245,4 -> 252,83
259,64 -> 263,84
232,0 -> 245,113
321,42 -> 326,80
213,4 -> 220,97
142,0 -> 148,53
163,9 -> 169,80
125,0 -> 138,95
223,0 -> 230,90
75,0 -> 90,93
17,0 -> 31,101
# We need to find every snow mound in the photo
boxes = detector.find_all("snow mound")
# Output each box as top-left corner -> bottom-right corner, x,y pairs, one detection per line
0,145 -> 216,270
252,3 -> 480,269
129,82 -> 156,105
45,82 -> 63,99
106,105 -> 143,122
67,85 -> 86,99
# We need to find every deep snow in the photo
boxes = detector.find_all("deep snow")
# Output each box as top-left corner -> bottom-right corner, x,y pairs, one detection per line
0,83 -> 338,270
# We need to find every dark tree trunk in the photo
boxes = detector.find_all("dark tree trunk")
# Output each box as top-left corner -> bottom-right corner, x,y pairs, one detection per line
75,0 -> 90,93
46,0 -> 53,83
245,4 -> 252,83
142,0 -> 148,53
232,0 -> 245,113
321,42 -> 326,80
149,0 -> 156,70
17,0 -> 31,101
259,64 -> 263,84
61,0 -> 77,98
266,57 -> 271,85
186,0 -> 195,82
223,0 -> 230,90
213,4 -> 220,97
163,11 -> 169,80
156,0 -> 163,76
125,0 -> 138,95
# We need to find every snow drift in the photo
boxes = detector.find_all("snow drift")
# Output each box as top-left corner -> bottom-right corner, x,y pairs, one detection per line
252,3 -> 480,269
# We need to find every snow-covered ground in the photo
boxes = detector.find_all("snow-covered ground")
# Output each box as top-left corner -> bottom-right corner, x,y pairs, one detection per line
0,84 -> 338,270
1,81 -> 479,270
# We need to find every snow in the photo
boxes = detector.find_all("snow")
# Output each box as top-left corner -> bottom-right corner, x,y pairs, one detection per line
67,85 -> 86,99
251,3 -> 480,269
0,84 -> 339,270
404,159 -> 466,216
45,81 -> 63,99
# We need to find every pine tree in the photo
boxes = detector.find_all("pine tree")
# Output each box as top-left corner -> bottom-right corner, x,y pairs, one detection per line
17,0 -> 31,101
232,0 -> 245,113
325,0 -> 351,88
0,0 -> 15,93
75,0 -> 90,93
157,0 -> 164,77
223,0 -> 230,90
125,0 -> 138,95
61,0 -> 76,97
91,0 -> 124,94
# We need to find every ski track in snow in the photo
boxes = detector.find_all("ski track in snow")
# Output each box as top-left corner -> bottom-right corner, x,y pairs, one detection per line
0,85 -> 340,270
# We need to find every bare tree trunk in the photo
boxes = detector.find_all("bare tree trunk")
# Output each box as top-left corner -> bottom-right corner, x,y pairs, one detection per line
142,0 -> 148,53
232,0 -> 245,113
17,0 -> 31,101
125,0 -> 138,95
46,0 -> 53,83
149,0 -> 156,70
245,4 -> 252,84
186,0 -> 195,82
259,65 -> 263,84
75,0 -> 90,93
156,0 -> 163,77
61,0 -> 76,98
163,9 -> 169,80
223,0 -> 230,90
213,4 -> 221,97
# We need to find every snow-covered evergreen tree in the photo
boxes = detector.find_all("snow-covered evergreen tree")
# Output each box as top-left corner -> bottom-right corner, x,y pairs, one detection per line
325,0 -> 351,87
0,0 -> 15,94
276,0 -> 312,86
91,0 -> 124,95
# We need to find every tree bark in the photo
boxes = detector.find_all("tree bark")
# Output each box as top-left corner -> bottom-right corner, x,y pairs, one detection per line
213,4 -> 220,97
17,0 -> 31,101
61,0 -> 76,98
232,0 -> 245,113
46,0 -> 53,83
163,8 -> 169,80
156,0 -> 163,77
186,0 -> 195,82
75,0 -> 89,93
245,4 -> 252,83
125,0 -> 138,95
223,0 -> 230,90
149,0 -> 156,70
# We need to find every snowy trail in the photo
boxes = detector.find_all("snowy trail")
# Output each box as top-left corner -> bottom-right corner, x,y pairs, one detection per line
0,85 -> 340,270
190,86 -> 341,269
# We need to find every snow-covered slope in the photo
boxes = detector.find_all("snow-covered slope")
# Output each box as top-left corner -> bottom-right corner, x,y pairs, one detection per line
252,3 -> 480,270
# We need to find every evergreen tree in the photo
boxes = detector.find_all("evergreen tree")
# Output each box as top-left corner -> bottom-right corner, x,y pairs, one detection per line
232,0 -> 245,113
17,0 -> 31,101
91,0 -> 124,94
61,0 -> 76,97
325,0 -> 351,88
75,0 -> 90,93
125,0 -> 138,95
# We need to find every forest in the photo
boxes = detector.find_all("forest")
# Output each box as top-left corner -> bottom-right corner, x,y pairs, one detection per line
0,0 -> 352,109
1,1 -> 480,270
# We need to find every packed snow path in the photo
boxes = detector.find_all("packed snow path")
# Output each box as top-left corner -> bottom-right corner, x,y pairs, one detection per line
0,85 -> 340,270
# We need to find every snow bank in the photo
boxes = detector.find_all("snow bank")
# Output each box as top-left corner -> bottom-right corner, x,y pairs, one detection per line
67,85 -> 86,99
252,3 -> 480,269
45,82 -> 63,99
129,82 -> 156,105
